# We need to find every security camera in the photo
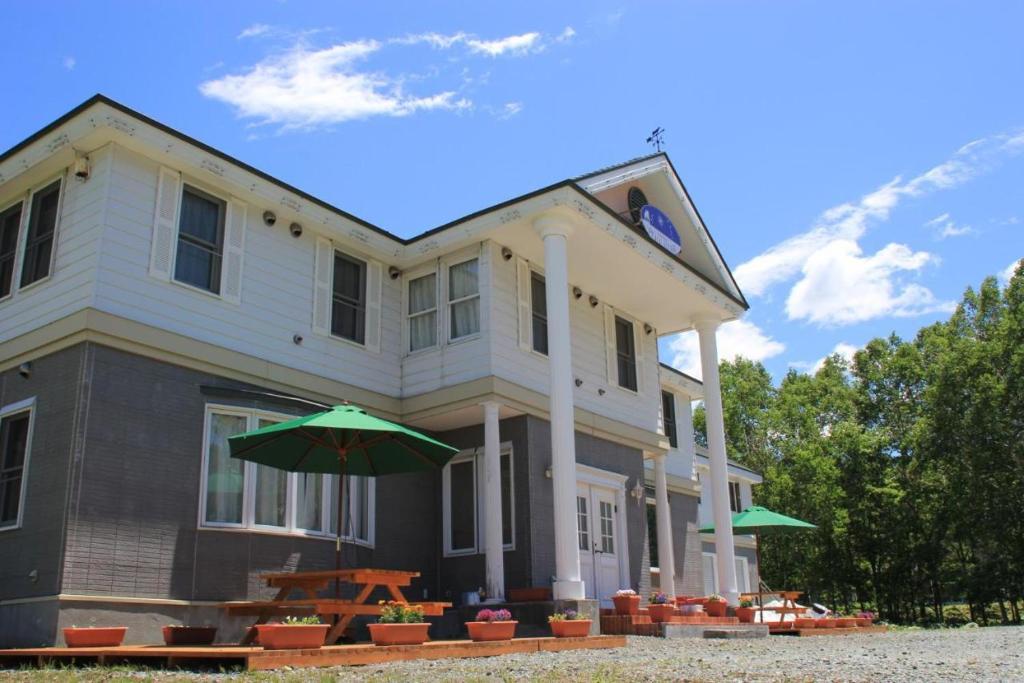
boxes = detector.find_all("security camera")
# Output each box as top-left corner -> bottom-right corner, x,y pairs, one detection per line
388,266 -> 401,280
501,246 -> 513,261
289,222 -> 303,238
263,210 -> 277,227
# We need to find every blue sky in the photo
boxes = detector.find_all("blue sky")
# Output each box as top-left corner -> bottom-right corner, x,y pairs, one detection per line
3,1 -> 1022,379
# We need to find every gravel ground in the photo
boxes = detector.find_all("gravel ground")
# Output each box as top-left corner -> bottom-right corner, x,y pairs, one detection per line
1,626 -> 1022,682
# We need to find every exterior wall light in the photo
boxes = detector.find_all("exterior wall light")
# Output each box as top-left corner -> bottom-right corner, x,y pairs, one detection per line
289,222 -> 303,238
262,210 -> 277,226
574,378 -> 583,387
588,295 -> 599,308
644,323 -> 653,335
292,334 -> 303,345
631,479 -> 646,505
388,266 -> 401,280
572,286 -> 582,300
501,247 -> 513,261
18,362 -> 32,378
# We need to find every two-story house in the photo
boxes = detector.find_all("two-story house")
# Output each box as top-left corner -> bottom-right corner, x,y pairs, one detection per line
0,95 -> 754,646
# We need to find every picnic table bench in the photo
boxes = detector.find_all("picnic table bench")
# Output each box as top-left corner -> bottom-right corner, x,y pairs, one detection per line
221,568 -> 452,645
740,590 -> 805,625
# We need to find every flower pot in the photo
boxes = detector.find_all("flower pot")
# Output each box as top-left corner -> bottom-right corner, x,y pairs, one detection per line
647,604 -> 676,623
836,617 -> 857,628
819,618 -> 837,628
793,617 -> 817,629
466,620 -> 517,642
550,620 -> 592,638
735,606 -> 756,623
612,595 -> 640,616
368,622 -> 431,646
705,600 -> 727,618
254,624 -> 329,650
63,627 -> 127,648
856,617 -> 873,627
162,626 -> 217,646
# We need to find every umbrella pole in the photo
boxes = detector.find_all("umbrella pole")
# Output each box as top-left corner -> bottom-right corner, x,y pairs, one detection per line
756,529 -> 763,624
335,455 -> 345,601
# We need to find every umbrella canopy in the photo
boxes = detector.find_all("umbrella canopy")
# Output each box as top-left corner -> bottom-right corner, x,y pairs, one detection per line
699,506 -> 816,535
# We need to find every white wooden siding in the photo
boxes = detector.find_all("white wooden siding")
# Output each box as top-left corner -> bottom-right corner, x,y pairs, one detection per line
0,147 -> 110,343
92,146 -> 403,396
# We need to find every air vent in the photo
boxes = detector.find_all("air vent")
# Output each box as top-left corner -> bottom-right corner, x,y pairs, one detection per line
627,187 -> 648,225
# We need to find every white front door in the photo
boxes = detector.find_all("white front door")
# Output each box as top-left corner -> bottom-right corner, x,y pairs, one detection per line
576,481 -> 622,607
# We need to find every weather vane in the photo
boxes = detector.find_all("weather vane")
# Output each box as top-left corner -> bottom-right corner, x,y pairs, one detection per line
646,127 -> 665,152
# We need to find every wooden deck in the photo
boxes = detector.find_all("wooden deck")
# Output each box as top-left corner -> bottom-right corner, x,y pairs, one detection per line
0,636 -> 627,671
771,625 -> 890,637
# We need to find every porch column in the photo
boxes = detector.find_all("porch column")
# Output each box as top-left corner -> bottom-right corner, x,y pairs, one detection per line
652,454 -> 676,598
694,317 -> 740,606
535,214 -> 585,600
481,400 -> 505,603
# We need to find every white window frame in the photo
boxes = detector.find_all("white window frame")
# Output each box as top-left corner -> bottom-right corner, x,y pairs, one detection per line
329,248 -> 368,346
441,443 -> 515,557
403,264 -> 440,355
702,552 -> 752,594
528,267 -> 548,358
197,404 -> 375,546
613,314 -> 639,394
7,173 -> 66,298
728,480 -> 743,513
445,255 -> 481,344
0,397 -> 35,532
172,183 -> 228,298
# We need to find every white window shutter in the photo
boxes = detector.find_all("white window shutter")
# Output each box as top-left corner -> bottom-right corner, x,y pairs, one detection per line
634,321 -> 646,393
149,167 -> 180,281
312,237 -> 333,336
221,200 -> 246,305
604,305 -> 617,385
516,258 -> 532,351
364,261 -> 383,352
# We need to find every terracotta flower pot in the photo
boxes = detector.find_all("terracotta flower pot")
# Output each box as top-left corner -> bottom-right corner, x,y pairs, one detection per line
735,606 -> 756,623
793,617 -> 817,629
705,600 -> 727,618
836,617 -> 857,628
466,620 -> 517,641
254,624 -> 329,650
368,622 -> 430,646
162,626 -> 217,646
63,627 -> 127,648
612,595 -> 641,616
856,617 -> 873,627
819,618 -> 837,628
550,620 -> 592,638
647,603 -> 676,623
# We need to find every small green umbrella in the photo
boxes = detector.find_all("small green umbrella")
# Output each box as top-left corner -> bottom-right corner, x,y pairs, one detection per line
700,506 -> 816,622
228,404 -> 459,593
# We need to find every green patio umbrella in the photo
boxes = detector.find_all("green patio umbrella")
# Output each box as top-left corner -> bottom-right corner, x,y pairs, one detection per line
228,404 -> 459,593
700,506 -> 816,622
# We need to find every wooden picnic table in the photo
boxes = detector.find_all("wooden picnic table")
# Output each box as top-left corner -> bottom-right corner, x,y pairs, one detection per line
222,568 -> 451,645
740,590 -> 805,626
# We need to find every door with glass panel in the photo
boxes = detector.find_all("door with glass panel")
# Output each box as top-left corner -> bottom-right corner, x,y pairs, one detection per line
576,482 -> 621,607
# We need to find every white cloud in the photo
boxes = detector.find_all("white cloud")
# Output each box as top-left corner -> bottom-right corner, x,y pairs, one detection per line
665,319 -> 785,380
62,56 -> 76,71
556,26 -> 577,43
238,23 -> 272,39
1000,258 -> 1022,285
792,342 -> 861,374
925,213 -> 973,239
395,29 -> 559,56
496,101 -> 523,120
199,40 -> 471,129
466,32 -> 542,56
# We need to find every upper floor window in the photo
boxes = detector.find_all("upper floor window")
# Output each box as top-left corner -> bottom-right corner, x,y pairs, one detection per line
332,251 -> 367,344
0,400 -> 34,530
174,185 -> 225,294
662,391 -> 677,448
615,316 -> 638,391
20,179 -> 62,288
728,480 -> 743,513
408,272 -> 438,352
530,272 -> 548,355
201,406 -> 374,544
448,258 -> 480,340
0,202 -> 23,299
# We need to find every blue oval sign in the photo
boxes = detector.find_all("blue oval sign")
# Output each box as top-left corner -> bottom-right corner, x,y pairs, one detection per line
640,205 -> 682,255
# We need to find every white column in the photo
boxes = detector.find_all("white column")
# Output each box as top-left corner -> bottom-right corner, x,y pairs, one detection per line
653,454 -> 676,598
535,215 -> 585,600
481,400 -> 505,603
695,317 -> 739,606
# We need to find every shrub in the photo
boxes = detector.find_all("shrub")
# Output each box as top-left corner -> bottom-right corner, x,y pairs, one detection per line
548,610 -> 583,622
282,615 -> 321,625
475,608 -> 513,622
377,601 -> 425,624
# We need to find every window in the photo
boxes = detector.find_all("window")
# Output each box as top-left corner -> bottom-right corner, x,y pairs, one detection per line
407,272 -> 437,352
576,495 -> 589,552
448,258 -> 480,340
662,391 -> 677,448
174,185 -> 225,293
200,406 -> 374,544
0,202 -> 23,299
530,272 -> 548,355
703,552 -> 751,594
442,446 -> 514,556
332,252 -> 366,344
729,481 -> 743,513
615,316 -> 638,391
20,180 -> 61,288
0,400 -> 33,530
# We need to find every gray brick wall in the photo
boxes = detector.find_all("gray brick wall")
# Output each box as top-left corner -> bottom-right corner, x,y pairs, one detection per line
669,490 -> 704,596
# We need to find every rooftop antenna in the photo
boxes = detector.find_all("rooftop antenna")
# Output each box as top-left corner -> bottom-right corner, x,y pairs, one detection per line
646,127 -> 665,152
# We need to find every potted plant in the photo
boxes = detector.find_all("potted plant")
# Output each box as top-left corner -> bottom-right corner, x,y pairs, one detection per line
735,599 -> 756,624
63,626 -> 127,648
161,625 -> 217,646
368,601 -> 430,646
647,592 -> 675,623
855,610 -> 875,627
548,609 -> 591,638
612,589 -> 640,616
466,608 -> 517,642
704,594 -> 727,618
255,615 -> 329,650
